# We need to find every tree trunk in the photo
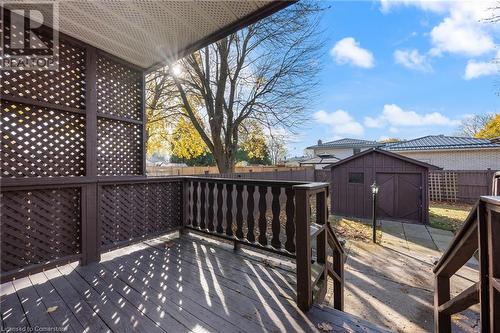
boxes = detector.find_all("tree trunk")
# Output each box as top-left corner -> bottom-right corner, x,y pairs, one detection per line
213,149 -> 235,174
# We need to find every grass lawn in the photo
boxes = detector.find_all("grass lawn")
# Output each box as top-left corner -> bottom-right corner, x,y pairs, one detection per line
429,202 -> 473,233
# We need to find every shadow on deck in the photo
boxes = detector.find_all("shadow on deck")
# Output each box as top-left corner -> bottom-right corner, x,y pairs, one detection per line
1,233 -> 389,333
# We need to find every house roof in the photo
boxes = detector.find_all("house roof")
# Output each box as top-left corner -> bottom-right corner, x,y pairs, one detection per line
306,138 -> 383,149
6,1 -> 291,70
323,148 -> 441,170
299,155 -> 340,165
385,135 -> 500,151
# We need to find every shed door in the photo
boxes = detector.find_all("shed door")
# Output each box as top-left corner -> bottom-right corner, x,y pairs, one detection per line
376,173 -> 422,223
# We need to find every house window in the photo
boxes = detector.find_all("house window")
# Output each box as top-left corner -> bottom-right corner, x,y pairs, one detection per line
348,172 -> 364,184
353,148 -> 361,154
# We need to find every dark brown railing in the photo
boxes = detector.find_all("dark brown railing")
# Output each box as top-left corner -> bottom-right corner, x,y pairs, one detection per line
294,183 -> 345,312
0,176 -> 183,282
1,176 -> 345,313
434,196 -> 500,332
183,177 -> 304,256
183,177 -> 345,311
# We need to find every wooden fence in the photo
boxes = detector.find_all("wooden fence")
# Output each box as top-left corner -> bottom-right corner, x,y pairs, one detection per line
147,165 -> 311,176
429,170 -> 497,203
172,168 -> 497,203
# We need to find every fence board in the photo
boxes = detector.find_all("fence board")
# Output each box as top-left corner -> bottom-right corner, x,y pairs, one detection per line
429,170 -> 496,203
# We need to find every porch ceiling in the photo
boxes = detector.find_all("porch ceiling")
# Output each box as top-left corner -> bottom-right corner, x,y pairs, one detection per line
9,0 -> 291,70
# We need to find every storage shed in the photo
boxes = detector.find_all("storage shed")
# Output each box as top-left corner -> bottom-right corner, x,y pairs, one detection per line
326,148 -> 440,224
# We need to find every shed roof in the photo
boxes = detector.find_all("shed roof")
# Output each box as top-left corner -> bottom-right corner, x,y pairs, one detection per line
5,1 -> 290,70
307,138 -> 382,149
323,148 -> 441,170
384,135 -> 500,151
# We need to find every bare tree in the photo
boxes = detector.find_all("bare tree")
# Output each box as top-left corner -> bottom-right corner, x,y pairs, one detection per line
267,131 -> 287,165
148,2 -> 324,172
456,114 -> 494,137
486,2 -> 500,95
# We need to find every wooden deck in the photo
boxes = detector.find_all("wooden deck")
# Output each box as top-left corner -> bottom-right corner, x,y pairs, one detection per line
1,233 -> 389,333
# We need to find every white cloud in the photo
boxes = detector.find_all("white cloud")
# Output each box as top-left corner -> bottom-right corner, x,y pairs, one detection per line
330,37 -> 375,69
464,51 -> 500,80
380,0 -> 449,14
365,104 -> 460,128
364,116 -> 384,128
314,110 -> 364,136
381,1 -> 497,57
394,49 -> 432,72
430,16 -> 494,57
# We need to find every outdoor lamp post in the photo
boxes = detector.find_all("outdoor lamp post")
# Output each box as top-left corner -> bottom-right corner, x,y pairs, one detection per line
371,181 -> 379,243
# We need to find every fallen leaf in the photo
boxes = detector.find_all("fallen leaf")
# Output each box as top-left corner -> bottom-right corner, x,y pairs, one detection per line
164,242 -> 175,248
262,259 -> 277,268
317,321 -> 333,331
47,306 -> 58,313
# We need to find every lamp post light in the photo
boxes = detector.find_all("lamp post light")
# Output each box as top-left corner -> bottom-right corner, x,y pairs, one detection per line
371,181 -> 379,243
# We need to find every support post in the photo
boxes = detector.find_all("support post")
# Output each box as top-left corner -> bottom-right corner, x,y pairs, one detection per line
478,202 -> 490,332
486,205 -> 500,332
295,186 -> 312,312
435,275 -> 451,333
81,45 -> 99,266
316,191 -> 326,265
372,192 -> 377,243
333,249 -> 344,311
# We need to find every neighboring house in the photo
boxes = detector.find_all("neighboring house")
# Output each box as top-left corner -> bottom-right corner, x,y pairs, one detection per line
384,135 -> 500,170
305,138 -> 383,169
282,156 -> 308,167
299,154 -> 340,169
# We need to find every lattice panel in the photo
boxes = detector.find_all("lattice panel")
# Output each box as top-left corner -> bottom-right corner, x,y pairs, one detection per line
97,117 -> 142,176
1,22 -> 86,109
97,54 -> 142,120
99,182 -> 182,248
1,102 -> 86,178
0,188 -> 81,272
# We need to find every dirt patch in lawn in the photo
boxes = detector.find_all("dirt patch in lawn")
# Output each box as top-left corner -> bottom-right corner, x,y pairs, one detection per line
329,216 -> 382,243
429,202 -> 473,233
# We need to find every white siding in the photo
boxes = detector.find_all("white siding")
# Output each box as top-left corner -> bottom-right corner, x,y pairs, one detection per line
313,147 -> 370,160
395,149 -> 500,170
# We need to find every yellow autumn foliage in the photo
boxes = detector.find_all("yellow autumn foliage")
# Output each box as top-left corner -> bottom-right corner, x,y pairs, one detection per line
171,117 -> 207,159
475,113 -> 500,139
240,122 -> 268,160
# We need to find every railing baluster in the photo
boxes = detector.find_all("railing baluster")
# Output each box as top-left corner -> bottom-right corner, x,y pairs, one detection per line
271,186 -> 281,249
285,187 -> 295,253
199,182 -> 206,230
235,184 -> 244,239
216,183 -> 224,233
192,181 -> 198,228
207,182 -> 215,232
226,183 -> 234,237
246,185 -> 255,243
258,186 -> 268,246
333,246 -> 345,311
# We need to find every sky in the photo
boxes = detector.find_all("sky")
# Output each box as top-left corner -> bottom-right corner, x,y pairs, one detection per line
286,0 -> 500,157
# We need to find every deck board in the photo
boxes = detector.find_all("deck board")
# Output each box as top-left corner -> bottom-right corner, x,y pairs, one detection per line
43,267 -> 111,332
1,233 -> 390,333
12,277 -> 57,329
0,282 -> 30,331
29,271 -> 84,332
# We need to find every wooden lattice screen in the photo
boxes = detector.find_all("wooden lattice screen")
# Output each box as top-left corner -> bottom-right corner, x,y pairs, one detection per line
0,22 -> 182,281
429,171 -> 458,202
